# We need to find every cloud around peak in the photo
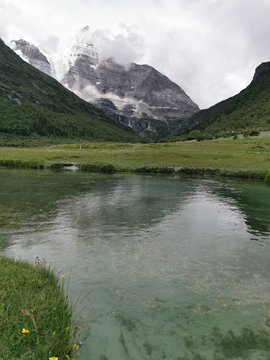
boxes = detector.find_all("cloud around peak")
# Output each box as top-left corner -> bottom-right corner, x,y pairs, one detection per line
93,24 -> 145,65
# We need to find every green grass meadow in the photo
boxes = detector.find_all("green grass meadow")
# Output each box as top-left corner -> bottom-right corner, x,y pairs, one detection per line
1,134 -> 270,179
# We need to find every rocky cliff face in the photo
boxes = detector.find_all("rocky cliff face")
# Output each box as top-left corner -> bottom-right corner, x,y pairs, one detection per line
10,39 -> 51,76
10,27 -> 199,137
252,62 -> 270,82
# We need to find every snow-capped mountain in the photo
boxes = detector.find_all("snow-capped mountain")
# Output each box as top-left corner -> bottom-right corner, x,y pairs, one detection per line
10,26 -> 200,137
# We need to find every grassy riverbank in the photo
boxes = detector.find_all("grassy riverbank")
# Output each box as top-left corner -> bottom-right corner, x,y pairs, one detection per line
0,134 -> 270,180
0,256 -> 80,360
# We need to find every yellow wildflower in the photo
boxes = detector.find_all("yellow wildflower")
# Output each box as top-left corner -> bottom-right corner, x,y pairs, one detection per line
73,344 -> 79,349
53,265 -> 56,267
62,275 -> 65,278
49,357 -> 58,360
49,260 -> 53,262
22,328 -> 29,333
52,331 -> 55,335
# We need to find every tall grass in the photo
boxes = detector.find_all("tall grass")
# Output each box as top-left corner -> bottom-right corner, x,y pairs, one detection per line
0,256 -> 81,360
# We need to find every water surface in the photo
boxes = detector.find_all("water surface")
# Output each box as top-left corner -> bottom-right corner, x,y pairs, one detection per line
1,168 -> 270,359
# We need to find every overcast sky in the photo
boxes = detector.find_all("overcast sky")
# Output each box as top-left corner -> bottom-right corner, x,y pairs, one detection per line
1,0 -> 270,109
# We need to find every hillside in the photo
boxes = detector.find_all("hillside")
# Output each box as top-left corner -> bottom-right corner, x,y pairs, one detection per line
177,62 -> 270,136
0,39 -> 142,145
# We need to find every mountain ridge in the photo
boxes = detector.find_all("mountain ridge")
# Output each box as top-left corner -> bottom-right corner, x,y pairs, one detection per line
9,27 -> 199,138
176,61 -> 270,136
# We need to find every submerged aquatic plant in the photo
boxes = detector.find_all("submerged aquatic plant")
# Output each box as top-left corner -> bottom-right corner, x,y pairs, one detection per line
184,335 -> 194,348
115,313 -> 136,331
212,326 -> 270,358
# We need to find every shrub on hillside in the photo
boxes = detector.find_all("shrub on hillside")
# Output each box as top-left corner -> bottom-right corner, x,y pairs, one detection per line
223,133 -> 232,138
169,136 -> 181,142
249,130 -> 260,136
186,130 -> 202,140
196,134 -> 213,141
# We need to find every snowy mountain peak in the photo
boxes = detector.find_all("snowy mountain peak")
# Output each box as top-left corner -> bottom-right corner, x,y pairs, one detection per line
64,26 -> 99,63
75,26 -> 94,45
55,26 -> 99,83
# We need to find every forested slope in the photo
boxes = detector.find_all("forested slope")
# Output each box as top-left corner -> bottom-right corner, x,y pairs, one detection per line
0,39 -> 142,144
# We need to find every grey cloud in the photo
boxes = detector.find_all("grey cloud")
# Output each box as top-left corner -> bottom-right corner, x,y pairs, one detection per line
0,1 -> 21,40
94,24 -> 145,65
38,35 -> 60,53
201,0 -> 270,63
0,24 -> 8,41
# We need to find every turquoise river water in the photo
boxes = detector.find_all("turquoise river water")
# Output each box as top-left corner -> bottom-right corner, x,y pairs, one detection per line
0,168 -> 270,360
